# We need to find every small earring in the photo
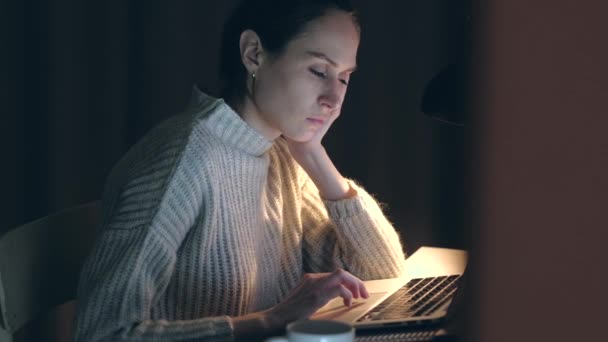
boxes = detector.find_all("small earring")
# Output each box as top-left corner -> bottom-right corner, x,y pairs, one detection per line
250,72 -> 257,95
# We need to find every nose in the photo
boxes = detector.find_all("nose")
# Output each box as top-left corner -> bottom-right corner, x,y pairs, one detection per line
318,83 -> 343,111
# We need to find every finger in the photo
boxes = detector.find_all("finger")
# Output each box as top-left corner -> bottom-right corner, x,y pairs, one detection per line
341,274 -> 368,300
326,113 -> 339,127
326,269 -> 363,299
315,112 -> 339,139
359,282 -> 370,299
342,280 -> 360,299
339,284 -> 353,307
330,108 -> 341,120
315,123 -> 333,142
312,281 -> 349,309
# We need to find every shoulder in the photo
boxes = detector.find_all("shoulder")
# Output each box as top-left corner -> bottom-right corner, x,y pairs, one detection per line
112,113 -> 200,183
102,105 -> 222,212
112,93 -> 225,181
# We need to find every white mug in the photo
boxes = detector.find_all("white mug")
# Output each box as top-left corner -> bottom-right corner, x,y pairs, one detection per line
265,320 -> 355,342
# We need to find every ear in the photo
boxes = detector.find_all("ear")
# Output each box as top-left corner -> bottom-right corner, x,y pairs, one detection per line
239,30 -> 265,74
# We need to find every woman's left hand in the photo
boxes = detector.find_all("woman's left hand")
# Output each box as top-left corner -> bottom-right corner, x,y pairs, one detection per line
283,112 -> 354,200
284,112 -> 339,162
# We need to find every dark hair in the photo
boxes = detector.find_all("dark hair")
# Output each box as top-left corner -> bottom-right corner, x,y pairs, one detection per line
219,0 -> 359,105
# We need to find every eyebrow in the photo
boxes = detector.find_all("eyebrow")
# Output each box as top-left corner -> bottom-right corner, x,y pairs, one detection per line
306,51 -> 357,72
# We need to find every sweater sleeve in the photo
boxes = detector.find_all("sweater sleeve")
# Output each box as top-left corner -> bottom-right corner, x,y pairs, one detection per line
74,122 -> 234,341
301,177 -> 407,280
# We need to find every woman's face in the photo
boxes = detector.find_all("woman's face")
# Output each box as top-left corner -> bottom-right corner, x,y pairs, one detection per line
243,10 -> 360,142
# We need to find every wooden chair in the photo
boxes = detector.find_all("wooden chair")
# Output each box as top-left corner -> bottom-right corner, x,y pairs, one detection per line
0,201 -> 100,342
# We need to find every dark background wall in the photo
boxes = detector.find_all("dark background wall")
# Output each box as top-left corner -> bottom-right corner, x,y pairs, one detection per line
1,0 -> 469,254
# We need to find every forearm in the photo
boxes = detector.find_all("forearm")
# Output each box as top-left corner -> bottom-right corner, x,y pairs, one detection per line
232,309 -> 282,338
294,146 -> 356,200
76,313 -> 235,342
326,186 -> 407,278
301,179 -> 407,279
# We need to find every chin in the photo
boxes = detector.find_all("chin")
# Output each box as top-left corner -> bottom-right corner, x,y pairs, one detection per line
283,132 -> 315,143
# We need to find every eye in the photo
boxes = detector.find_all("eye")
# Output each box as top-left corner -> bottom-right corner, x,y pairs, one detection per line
309,68 -> 327,79
339,78 -> 349,86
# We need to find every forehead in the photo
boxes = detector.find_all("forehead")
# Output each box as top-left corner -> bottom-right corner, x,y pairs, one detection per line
283,10 -> 360,68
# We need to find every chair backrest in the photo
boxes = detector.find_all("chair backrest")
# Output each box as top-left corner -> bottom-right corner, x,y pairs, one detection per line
0,201 -> 100,341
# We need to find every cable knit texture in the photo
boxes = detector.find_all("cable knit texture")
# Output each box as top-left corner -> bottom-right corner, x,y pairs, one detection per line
74,88 -> 407,341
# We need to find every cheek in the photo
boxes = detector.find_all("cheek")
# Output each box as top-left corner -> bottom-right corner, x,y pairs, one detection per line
257,66 -> 319,115
275,81 -> 316,113
285,76 -> 321,104
259,68 -> 292,100
255,74 -> 285,110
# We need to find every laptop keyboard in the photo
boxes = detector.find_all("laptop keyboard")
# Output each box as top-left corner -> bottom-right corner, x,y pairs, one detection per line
357,275 -> 461,322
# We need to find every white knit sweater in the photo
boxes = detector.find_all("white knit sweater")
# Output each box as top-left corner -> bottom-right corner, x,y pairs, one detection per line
74,88 -> 407,341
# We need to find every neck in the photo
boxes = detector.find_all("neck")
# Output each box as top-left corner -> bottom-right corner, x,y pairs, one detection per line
229,94 -> 281,141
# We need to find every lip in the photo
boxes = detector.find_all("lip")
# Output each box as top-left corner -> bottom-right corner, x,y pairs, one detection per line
306,117 -> 326,126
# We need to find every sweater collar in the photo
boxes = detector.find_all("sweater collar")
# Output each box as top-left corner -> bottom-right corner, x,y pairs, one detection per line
189,86 -> 273,157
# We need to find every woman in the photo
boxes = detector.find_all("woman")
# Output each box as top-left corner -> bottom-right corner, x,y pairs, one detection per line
75,0 -> 407,340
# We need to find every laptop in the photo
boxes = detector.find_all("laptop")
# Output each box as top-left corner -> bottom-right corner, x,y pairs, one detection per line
311,246 -> 467,331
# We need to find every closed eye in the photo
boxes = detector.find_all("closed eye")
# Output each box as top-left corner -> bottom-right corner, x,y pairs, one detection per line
310,68 -> 350,86
309,68 -> 327,79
